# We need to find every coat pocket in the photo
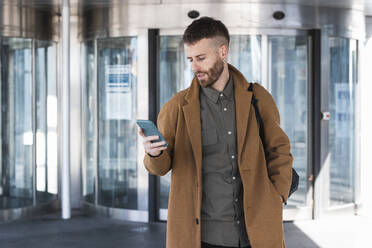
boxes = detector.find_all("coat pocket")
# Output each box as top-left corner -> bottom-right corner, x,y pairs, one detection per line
267,177 -> 283,204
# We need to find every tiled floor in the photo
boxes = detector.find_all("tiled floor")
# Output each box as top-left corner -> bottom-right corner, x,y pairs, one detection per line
0,210 -> 370,248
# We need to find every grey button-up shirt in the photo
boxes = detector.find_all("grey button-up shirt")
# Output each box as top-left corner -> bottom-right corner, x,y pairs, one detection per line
200,74 -> 250,247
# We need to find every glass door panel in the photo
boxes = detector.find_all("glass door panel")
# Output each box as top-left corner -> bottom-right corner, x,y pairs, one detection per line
45,44 -> 58,197
159,36 -> 193,109
228,36 -> 261,83
35,41 -> 58,203
328,37 -> 357,206
81,40 -> 96,204
97,37 -> 138,209
0,41 -> 2,200
1,38 -> 33,209
158,35 -> 262,220
268,36 -> 310,210
158,36 -> 192,215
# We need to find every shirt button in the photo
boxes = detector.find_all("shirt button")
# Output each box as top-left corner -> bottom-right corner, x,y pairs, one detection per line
231,155 -> 235,159
237,220 -> 240,224
232,176 -> 236,180
220,93 -> 223,97
228,131 -> 232,135
223,107 -> 227,111
235,198 -> 238,202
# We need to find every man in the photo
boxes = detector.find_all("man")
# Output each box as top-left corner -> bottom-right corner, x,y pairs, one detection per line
139,17 -> 293,248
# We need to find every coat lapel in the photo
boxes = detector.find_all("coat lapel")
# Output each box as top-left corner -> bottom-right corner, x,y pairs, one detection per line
229,65 -> 253,166
182,78 -> 202,176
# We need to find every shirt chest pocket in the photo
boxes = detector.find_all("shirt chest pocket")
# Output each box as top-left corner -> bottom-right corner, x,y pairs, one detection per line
202,129 -> 220,155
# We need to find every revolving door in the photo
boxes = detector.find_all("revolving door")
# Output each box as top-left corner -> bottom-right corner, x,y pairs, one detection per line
0,4 -> 59,222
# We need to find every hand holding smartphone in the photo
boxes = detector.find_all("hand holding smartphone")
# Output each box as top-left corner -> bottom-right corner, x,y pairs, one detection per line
137,120 -> 168,157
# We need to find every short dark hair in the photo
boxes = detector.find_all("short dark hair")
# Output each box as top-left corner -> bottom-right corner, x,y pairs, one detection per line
183,16 -> 230,46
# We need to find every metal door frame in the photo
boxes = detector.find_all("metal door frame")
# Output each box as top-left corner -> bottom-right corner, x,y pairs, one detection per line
314,29 -> 361,219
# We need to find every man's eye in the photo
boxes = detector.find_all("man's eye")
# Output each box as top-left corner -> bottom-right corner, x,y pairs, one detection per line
198,57 -> 205,61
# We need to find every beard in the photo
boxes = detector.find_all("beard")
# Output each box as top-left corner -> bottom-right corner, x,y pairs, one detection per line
194,59 -> 224,88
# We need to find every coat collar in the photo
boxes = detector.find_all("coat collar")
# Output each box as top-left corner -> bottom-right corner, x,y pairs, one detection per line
183,64 -> 253,173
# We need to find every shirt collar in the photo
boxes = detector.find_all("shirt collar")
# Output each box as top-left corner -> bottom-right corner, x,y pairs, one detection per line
201,74 -> 234,103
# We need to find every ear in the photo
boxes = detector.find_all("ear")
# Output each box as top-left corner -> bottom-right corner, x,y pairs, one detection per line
219,44 -> 229,61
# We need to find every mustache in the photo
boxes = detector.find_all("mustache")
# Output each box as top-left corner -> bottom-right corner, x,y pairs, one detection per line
193,71 -> 208,75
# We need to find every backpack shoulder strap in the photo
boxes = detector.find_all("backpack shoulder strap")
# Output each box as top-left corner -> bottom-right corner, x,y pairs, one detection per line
248,83 -> 266,149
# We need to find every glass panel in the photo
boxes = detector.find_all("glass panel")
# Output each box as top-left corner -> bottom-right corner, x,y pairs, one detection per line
228,35 -> 261,83
35,42 -> 47,199
269,36 -> 309,207
158,35 -> 262,212
328,37 -> 356,206
82,40 -> 96,204
159,36 -> 193,109
97,37 -> 138,209
0,41 -> 2,200
35,41 -> 58,203
0,38 -> 33,209
46,44 -> 58,196
158,36 -> 192,209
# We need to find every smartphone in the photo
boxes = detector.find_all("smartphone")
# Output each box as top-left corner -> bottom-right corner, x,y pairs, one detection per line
136,119 -> 168,147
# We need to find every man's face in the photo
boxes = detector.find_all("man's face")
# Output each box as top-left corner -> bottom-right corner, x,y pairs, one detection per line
185,38 -> 226,88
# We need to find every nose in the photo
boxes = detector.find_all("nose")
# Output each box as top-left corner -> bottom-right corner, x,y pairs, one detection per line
191,61 -> 200,73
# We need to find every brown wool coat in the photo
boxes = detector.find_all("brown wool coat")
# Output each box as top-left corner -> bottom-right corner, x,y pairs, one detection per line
144,64 -> 293,248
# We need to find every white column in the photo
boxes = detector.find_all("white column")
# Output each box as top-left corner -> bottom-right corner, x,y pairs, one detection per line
61,0 -> 71,219
359,17 -> 372,217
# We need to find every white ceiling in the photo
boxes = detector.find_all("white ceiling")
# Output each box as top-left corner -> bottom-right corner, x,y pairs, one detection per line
2,0 -> 372,16
74,0 -> 372,16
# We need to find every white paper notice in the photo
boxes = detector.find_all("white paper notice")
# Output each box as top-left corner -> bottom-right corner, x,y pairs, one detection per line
105,64 -> 132,120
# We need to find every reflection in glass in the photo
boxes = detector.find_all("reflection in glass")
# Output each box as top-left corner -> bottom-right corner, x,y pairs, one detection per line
329,37 -> 356,206
35,41 -> 58,203
229,35 -> 261,83
158,35 -> 262,211
158,36 -> 192,209
269,36 -> 308,207
46,45 -> 58,196
1,38 -> 33,209
159,36 -> 193,109
81,41 -> 96,204
0,39 -> 58,210
97,38 -> 138,209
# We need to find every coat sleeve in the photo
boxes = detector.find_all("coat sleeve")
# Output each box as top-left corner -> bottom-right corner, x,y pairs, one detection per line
143,99 -> 178,176
254,83 -> 294,203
